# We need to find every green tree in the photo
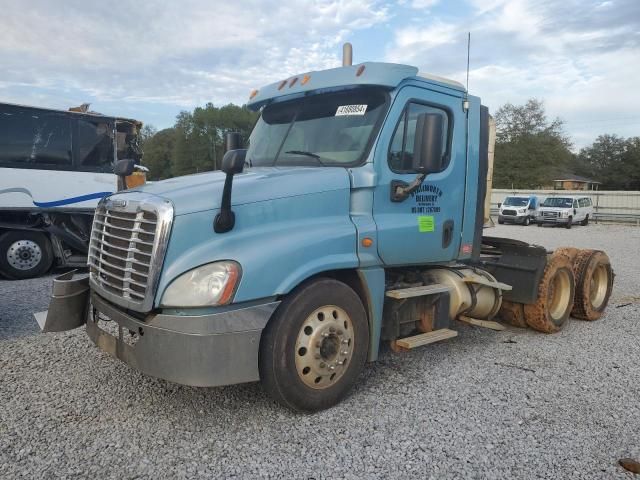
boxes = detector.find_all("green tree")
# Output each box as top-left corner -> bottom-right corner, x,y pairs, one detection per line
493,99 -> 573,188
143,128 -> 176,180
578,135 -> 640,190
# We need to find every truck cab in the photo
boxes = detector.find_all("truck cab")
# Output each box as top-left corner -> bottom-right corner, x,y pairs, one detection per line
37,48 -> 613,412
498,195 -> 539,225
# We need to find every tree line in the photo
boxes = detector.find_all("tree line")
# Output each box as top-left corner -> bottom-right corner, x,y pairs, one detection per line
140,103 -> 258,180
141,99 -> 640,190
492,99 -> 640,190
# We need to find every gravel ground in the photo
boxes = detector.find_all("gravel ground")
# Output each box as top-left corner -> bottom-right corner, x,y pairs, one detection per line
1,223 -> 639,479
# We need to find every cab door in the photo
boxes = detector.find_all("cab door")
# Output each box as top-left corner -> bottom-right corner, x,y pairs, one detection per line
372,85 -> 466,266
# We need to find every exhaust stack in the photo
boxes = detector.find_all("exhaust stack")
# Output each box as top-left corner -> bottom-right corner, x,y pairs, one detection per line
342,42 -> 353,66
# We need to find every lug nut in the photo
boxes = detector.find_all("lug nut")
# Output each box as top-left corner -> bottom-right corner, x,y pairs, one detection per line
322,332 -> 330,337
320,362 -> 326,368
341,351 -> 348,355
329,365 -> 335,371
341,339 -> 349,344
329,327 -> 335,333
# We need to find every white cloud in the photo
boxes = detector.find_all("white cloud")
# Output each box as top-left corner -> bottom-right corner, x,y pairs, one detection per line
0,0 -> 389,117
385,0 -> 640,148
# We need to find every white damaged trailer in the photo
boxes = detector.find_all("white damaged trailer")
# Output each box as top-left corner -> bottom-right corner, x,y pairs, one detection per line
0,102 -> 143,278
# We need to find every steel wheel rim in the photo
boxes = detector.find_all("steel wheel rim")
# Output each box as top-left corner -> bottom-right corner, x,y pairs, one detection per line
549,269 -> 571,321
590,264 -> 609,309
295,305 -> 354,389
7,240 -> 42,270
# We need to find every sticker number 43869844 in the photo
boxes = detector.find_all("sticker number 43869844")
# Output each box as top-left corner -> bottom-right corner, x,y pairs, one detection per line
335,105 -> 367,116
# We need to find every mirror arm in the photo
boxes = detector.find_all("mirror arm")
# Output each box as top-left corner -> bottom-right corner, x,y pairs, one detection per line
390,173 -> 427,202
213,173 -> 236,233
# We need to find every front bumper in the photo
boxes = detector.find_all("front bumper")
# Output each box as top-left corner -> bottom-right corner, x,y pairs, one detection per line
88,293 -> 279,387
499,214 -> 528,224
35,272 -> 280,388
537,216 -> 569,224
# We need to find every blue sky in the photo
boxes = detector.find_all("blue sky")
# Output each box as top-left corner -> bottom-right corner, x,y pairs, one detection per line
2,0 -> 639,149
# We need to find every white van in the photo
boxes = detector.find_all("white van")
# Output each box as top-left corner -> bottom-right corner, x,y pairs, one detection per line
498,195 -> 539,226
537,196 -> 594,228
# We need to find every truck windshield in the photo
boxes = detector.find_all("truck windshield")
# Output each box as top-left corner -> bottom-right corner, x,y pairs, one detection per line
503,197 -> 529,207
246,87 -> 388,167
542,197 -> 573,208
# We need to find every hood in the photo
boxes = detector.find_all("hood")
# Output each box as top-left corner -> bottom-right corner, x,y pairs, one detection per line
134,166 -> 351,215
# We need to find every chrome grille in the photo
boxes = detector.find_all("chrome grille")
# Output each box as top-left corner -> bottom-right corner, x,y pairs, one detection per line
502,209 -> 517,216
542,211 -> 560,219
88,194 -> 173,312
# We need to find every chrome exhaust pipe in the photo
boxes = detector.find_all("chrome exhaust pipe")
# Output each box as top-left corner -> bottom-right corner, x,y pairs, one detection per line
342,42 -> 353,66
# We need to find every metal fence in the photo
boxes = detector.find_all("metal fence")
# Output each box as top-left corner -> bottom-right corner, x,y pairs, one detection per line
491,189 -> 640,225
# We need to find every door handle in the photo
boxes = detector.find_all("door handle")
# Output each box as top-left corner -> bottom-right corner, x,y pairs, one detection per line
442,220 -> 454,248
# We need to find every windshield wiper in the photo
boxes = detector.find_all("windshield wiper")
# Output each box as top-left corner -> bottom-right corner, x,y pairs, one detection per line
284,150 -> 327,166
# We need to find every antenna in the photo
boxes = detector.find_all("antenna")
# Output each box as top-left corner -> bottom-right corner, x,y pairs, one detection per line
465,32 -> 471,94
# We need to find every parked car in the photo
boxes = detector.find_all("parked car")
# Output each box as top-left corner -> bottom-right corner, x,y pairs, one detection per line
537,196 -> 593,228
498,195 -> 539,226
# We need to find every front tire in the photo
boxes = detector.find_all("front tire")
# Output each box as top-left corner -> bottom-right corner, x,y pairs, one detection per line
523,216 -> 530,226
565,217 -> 573,229
259,278 -> 369,412
0,231 -> 54,279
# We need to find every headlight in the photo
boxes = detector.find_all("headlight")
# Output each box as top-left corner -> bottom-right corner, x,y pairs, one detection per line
518,209 -> 525,214
561,211 -> 569,217
161,261 -> 241,307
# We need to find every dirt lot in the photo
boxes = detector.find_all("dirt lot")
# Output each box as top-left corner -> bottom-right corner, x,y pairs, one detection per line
1,223 -> 639,479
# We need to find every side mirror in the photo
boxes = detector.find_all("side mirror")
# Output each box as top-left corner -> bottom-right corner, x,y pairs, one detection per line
498,202 -> 502,208
413,113 -> 444,174
114,158 -> 135,177
214,149 -> 247,234
225,131 -> 242,153
221,149 -> 247,175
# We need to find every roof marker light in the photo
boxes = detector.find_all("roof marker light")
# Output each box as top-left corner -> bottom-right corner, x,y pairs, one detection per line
289,77 -> 298,87
249,89 -> 259,99
278,80 -> 287,90
301,74 -> 311,85
356,65 -> 366,77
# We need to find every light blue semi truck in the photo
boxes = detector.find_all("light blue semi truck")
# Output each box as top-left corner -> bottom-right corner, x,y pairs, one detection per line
37,45 -> 614,411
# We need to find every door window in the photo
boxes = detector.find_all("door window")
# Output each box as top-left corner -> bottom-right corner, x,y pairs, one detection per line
388,102 -> 449,173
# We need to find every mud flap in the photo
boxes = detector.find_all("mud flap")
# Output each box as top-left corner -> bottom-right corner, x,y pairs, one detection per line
34,270 -> 90,332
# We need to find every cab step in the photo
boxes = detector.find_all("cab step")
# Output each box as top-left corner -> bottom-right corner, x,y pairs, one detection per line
385,283 -> 450,299
458,315 -> 506,331
393,328 -> 458,351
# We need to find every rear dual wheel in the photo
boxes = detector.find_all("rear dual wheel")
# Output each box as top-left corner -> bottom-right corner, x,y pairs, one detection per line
259,278 -> 369,412
524,255 -> 575,333
571,250 -> 613,321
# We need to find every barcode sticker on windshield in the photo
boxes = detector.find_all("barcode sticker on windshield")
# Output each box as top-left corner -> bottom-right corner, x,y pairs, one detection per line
335,105 -> 367,116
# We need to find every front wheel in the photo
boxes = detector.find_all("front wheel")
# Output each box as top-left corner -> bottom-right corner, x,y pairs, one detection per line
0,231 -> 54,279
565,217 -> 573,229
259,278 -> 369,412
523,216 -> 531,226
